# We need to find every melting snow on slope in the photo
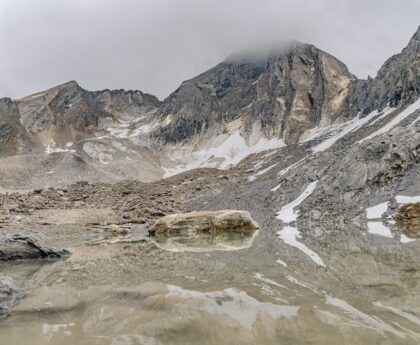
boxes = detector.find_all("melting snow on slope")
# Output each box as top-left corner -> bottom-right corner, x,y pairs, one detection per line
361,98 -> 420,143
395,195 -> 420,204
271,183 -> 282,192
275,181 -> 325,266
253,273 -> 287,289
248,163 -> 279,181
276,259 -> 288,267
277,226 -> 326,267
367,222 -> 393,238
108,120 -> 158,138
366,202 -> 389,219
400,234 -> 416,244
277,157 -> 307,177
164,131 -> 285,177
276,181 -> 318,223
312,107 -> 395,153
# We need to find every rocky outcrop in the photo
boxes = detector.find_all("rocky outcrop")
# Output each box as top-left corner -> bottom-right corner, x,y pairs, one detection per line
0,233 -> 70,260
0,81 -> 161,158
361,26 -> 420,114
0,276 -> 23,316
394,203 -> 420,237
155,43 -> 354,145
18,81 -> 160,137
0,98 -> 38,156
150,210 -> 259,236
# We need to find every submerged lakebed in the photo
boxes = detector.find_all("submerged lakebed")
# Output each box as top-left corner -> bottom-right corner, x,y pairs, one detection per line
1,215 -> 420,345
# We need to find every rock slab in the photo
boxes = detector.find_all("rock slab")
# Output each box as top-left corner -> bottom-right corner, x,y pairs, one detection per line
0,233 -> 70,260
150,210 -> 259,236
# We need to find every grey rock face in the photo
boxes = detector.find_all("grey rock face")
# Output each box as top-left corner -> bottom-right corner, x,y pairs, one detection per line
0,233 -> 70,260
0,98 -> 38,156
18,81 -> 161,135
155,43 -> 354,145
0,276 -> 23,316
356,26 -> 420,115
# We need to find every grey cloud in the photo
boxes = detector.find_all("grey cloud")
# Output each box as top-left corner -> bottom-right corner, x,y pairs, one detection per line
0,0 -> 419,100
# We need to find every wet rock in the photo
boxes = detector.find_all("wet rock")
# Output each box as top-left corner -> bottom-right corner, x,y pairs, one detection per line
0,233 -> 70,260
150,210 -> 259,236
0,276 -> 23,316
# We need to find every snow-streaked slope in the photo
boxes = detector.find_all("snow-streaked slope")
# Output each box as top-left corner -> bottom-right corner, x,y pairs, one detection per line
164,131 -> 285,177
312,107 -> 395,153
361,98 -> 420,143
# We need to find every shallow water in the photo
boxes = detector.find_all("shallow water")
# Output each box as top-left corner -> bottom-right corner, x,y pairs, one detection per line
1,225 -> 420,345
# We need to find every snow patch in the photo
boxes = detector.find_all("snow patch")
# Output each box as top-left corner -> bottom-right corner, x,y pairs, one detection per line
366,202 -> 389,219
164,131 -> 285,177
254,273 -> 287,289
277,158 -> 307,177
83,141 -> 115,164
276,181 -> 318,223
367,222 -> 393,238
395,195 -> 420,204
400,234 -> 416,244
107,116 -> 158,139
367,107 -> 396,127
271,183 -> 282,192
285,275 -> 320,293
277,226 -> 326,267
361,98 -> 420,142
313,108 -> 392,153
248,163 -> 279,181
276,259 -> 288,267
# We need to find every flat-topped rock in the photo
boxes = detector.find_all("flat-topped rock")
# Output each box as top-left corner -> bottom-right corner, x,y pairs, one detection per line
150,210 -> 259,236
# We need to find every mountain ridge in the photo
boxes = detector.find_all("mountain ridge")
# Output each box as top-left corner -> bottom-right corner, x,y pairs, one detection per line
0,26 -> 419,188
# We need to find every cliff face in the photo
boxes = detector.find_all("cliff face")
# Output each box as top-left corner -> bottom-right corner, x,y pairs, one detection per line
0,81 -> 161,156
17,81 -> 160,136
156,43 -> 354,145
362,26 -> 420,114
0,98 -> 37,156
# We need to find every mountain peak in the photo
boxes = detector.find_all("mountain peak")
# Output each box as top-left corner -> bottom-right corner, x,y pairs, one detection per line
412,25 -> 420,41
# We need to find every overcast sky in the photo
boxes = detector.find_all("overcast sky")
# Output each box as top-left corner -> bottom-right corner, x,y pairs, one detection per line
0,0 -> 419,100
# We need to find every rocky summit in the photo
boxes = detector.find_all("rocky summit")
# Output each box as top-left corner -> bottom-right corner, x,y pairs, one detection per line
1,25 -> 420,345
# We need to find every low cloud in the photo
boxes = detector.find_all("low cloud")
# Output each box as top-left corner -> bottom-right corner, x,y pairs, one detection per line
0,0 -> 419,100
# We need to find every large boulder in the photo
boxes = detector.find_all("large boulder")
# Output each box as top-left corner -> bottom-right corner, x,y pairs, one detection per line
0,233 -> 70,260
394,203 -> 420,237
0,276 -> 23,316
150,210 -> 259,236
